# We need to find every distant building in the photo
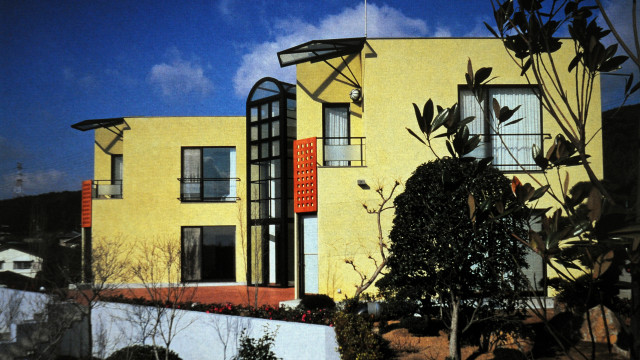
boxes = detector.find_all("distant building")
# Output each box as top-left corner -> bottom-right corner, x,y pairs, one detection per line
0,244 -> 42,279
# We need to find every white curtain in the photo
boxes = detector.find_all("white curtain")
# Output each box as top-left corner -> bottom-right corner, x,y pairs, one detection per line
183,149 -> 201,199
460,89 -> 489,159
324,107 -> 349,166
228,148 -> 237,199
490,88 -> 540,171
460,88 -> 540,170
182,227 -> 201,281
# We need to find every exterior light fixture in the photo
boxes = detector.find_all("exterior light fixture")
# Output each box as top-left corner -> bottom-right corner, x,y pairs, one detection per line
350,88 -> 362,102
357,179 -> 369,189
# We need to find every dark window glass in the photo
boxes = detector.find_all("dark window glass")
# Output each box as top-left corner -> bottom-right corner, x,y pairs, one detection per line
182,226 -> 236,282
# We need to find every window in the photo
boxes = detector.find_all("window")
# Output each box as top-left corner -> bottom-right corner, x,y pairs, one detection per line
111,155 -> 123,198
323,104 -> 350,166
13,261 -> 33,270
460,86 -> 542,171
181,147 -> 237,201
182,226 -> 236,282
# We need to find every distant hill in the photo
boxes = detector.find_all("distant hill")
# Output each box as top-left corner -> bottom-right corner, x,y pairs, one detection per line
0,191 -> 81,237
602,103 -> 640,208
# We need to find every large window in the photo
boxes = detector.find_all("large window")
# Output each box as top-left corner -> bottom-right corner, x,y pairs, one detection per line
182,226 -> 236,282
323,104 -> 350,166
460,86 -> 542,171
181,147 -> 237,201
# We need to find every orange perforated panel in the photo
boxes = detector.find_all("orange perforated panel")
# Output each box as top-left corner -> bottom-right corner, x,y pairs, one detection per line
81,180 -> 92,228
294,137 -> 318,213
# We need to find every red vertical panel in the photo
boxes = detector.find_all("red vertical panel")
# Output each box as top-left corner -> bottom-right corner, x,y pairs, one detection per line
293,138 -> 318,213
81,180 -> 92,228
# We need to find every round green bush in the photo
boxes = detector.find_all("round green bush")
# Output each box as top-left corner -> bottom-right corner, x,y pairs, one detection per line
107,345 -> 182,360
299,294 -> 336,310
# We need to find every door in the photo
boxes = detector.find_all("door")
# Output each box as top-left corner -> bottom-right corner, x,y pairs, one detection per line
300,214 -> 318,294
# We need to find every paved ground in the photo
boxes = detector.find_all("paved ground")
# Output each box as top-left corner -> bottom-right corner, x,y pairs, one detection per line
106,285 -> 295,307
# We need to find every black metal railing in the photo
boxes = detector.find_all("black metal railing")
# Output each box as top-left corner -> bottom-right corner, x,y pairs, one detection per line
92,180 -> 122,199
178,177 -> 240,202
317,137 -> 366,167
469,133 -> 552,171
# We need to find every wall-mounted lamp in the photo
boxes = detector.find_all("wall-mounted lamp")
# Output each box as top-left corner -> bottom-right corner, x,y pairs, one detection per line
357,179 -> 369,189
349,88 -> 362,102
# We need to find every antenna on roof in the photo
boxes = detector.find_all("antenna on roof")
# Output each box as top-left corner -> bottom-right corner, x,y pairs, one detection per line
364,0 -> 368,37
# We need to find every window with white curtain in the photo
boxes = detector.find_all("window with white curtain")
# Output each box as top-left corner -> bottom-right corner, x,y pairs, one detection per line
460,87 -> 542,171
181,147 -> 237,201
323,104 -> 350,166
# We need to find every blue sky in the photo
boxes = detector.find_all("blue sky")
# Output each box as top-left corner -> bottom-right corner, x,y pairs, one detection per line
1,0 -> 637,199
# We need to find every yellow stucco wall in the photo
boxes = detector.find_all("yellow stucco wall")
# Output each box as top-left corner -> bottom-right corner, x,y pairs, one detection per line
92,116 -> 247,283
295,38 -> 603,298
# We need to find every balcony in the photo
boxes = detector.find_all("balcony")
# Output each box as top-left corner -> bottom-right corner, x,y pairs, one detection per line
318,137 -> 365,167
92,180 -> 122,199
178,177 -> 240,202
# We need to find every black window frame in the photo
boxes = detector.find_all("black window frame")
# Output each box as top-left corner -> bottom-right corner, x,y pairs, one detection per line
181,225 -> 236,283
179,146 -> 238,202
322,103 -> 352,167
458,84 -> 546,173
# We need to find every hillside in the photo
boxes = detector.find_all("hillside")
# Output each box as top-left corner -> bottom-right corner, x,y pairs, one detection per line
0,191 -> 81,237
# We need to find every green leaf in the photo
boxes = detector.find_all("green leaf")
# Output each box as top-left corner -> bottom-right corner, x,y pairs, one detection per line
406,127 -> 426,145
498,105 -> 521,123
484,22 -> 500,38
625,73 -> 634,93
504,118 -> 524,127
465,134 -> 482,155
521,58 -> 532,75
600,55 -> 628,72
432,108 -> 450,132
413,103 -> 426,134
568,53 -> 582,72
529,185 -> 550,201
474,67 -> 493,85
446,140 -> 457,158
467,59 -> 474,87
423,99 -> 434,134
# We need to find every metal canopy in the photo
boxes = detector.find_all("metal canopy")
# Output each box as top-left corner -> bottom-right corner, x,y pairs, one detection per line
71,118 -> 124,132
277,37 -> 366,68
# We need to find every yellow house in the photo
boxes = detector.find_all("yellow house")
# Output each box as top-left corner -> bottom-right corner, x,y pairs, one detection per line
72,37 -> 602,302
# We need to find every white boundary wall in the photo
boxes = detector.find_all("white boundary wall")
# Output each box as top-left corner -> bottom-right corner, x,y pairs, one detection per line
92,301 -> 339,360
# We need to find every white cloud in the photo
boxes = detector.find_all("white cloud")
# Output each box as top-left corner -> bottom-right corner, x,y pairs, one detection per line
148,51 -> 213,98
232,3 -> 429,96
433,27 -> 452,38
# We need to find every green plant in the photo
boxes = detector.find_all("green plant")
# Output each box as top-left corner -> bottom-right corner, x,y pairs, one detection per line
106,345 -> 182,360
333,311 -> 390,360
299,294 -> 336,311
234,327 -> 280,360
377,156 -> 530,360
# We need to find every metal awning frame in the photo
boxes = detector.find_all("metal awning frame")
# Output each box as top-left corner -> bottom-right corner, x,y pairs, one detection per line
277,38 -> 366,89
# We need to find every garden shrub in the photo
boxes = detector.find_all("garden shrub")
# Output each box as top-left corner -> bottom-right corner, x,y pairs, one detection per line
531,311 -> 583,358
299,294 -> 336,310
333,311 -> 391,360
234,327 -> 279,360
106,345 -> 182,360
399,316 -> 431,336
